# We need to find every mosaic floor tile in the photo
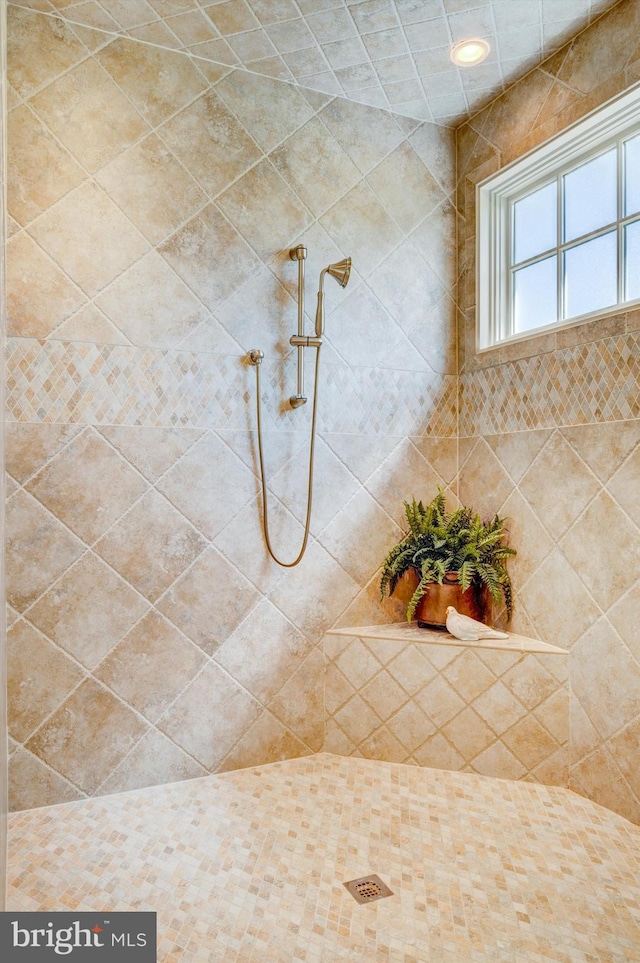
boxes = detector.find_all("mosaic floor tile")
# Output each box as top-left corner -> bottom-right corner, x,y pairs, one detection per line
8,753 -> 640,962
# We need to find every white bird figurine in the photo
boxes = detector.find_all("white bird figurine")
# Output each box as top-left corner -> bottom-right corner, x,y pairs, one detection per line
445,606 -> 509,642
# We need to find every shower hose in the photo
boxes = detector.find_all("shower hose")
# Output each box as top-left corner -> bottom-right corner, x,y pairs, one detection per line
253,346 -> 322,567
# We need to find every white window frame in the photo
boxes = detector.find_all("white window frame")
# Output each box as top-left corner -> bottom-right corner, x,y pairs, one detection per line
477,82 -> 640,351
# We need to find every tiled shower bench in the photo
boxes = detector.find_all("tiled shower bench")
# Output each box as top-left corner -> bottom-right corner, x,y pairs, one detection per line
324,623 -> 569,786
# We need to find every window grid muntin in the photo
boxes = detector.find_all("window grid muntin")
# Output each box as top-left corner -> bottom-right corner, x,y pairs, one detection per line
477,86 -> 640,351
507,131 -> 640,334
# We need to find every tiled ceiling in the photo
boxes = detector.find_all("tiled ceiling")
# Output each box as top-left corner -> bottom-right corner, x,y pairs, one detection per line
17,0 -> 618,126
15,0 -> 622,124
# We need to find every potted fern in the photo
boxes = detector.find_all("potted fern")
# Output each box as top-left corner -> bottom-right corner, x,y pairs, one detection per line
380,490 -> 516,629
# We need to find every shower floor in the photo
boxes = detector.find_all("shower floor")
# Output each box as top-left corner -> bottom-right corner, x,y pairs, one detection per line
7,752 -> 640,962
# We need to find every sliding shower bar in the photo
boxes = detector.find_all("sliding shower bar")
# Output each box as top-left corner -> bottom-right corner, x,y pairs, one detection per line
247,243 -> 352,566
289,244 -> 307,409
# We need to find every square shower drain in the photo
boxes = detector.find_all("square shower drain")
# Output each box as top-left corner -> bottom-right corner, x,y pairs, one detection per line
343,874 -> 394,904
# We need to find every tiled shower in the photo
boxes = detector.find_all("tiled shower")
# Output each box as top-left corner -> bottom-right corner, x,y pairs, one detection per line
5,0 -> 458,813
3,0 -> 640,884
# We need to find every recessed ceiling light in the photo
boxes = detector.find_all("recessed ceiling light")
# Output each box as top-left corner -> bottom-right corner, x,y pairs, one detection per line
450,38 -> 490,66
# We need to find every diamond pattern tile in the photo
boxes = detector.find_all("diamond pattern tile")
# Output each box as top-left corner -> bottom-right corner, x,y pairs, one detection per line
325,629 -> 569,781
460,333 -> 640,437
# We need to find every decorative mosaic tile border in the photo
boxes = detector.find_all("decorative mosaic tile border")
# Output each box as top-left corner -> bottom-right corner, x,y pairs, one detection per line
6,339 -> 457,437
460,331 -> 640,437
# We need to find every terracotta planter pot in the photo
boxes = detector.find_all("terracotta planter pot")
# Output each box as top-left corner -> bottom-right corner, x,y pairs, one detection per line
412,571 -> 486,630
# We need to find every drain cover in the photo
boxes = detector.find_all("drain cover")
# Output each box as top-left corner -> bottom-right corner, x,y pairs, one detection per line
343,874 -> 394,904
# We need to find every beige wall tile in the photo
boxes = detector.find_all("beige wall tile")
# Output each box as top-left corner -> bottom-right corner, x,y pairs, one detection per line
472,680 -> 528,734
321,487 -> 401,585
533,688 -> 569,747
458,437 -> 515,520
94,490 -> 207,601
441,649 -> 497,704
53,303 -> 129,344
268,436 -> 360,535
554,1 -> 640,95
95,611 -> 206,722
472,741 -> 527,781
319,181 -> 403,279
220,709 -> 310,772
271,117 -> 360,217
212,493 -> 301,596
562,421 -> 640,484
26,678 -> 148,793
501,656 -> 562,712
157,546 -> 261,655
159,89 -> 261,197
97,729 -> 206,796
386,645 -> 437,696
156,432 -> 258,539
217,159 -> 312,261
359,726 -> 409,763
441,706 -> 495,761
502,715 -> 560,771
8,749 -> 83,812
499,488 -> 554,588
96,36 -> 207,126
516,549 -> 601,650
561,491 -> 640,611
158,663 -> 261,769
413,731 -> 465,770
215,68 -> 314,153
30,57 -> 151,173
318,97 -> 404,175
7,620 -> 85,742
269,649 -> 325,751
158,201 -> 262,311
95,251 -> 210,348
7,105 -> 86,226
26,551 -> 149,669
570,619 -> 640,741
8,5 -> 88,98
5,490 -> 84,612
570,747 -> 640,824
17,1 -> 636,817
333,694 -> 382,746
214,599 -> 313,705
366,141 -> 446,234
5,423 -> 82,484
28,181 -> 149,297
518,432 -> 601,540
414,674 -> 466,728
98,426 -> 203,483
360,670 -> 408,722
25,428 -> 148,543
97,134 -> 207,245
7,232 -> 86,338
268,541 -> 359,644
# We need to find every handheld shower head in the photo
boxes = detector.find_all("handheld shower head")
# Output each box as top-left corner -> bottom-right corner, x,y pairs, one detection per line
325,257 -> 352,288
315,256 -> 352,336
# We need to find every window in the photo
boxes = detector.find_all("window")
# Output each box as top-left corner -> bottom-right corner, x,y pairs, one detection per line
477,84 -> 640,349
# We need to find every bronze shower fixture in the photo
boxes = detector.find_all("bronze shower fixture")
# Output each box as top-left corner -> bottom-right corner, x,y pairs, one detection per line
247,243 -> 352,566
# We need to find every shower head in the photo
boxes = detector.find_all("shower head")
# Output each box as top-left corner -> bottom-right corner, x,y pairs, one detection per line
325,257 -> 352,289
315,256 -> 352,336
